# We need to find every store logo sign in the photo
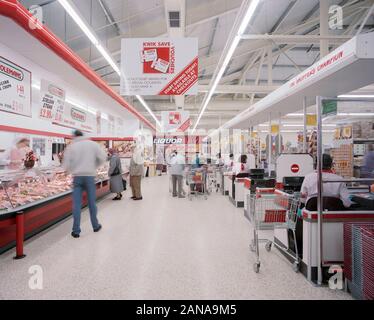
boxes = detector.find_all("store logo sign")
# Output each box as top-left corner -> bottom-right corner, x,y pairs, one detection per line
0,60 -> 24,81
291,164 -> 300,173
141,41 -> 175,74
169,112 -> 181,125
154,138 -> 183,144
71,108 -> 86,122
48,84 -> 64,99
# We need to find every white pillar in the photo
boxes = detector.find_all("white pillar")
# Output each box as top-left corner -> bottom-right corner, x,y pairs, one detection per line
268,113 -> 272,176
278,113 -> 282,155
303,97 -> 307,153
320,0 -> 329,57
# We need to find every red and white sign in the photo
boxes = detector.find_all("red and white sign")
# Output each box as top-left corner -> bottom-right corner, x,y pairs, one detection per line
291,164 -> 300,173
0,56 -> 31,117
121,38 -> 198,95
161,111 -> 190,133
39,79 -> 66,121
53,102 -> 95,132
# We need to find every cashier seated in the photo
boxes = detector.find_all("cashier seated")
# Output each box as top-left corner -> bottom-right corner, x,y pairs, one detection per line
300,154 -> 352,210
233,154 -> 250,178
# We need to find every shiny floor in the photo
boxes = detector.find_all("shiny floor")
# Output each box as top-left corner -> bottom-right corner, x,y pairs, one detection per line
0,175 -> 351,300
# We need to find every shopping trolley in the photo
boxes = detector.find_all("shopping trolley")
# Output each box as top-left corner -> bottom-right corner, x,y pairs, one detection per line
248,188 -> 301,273
186,169 -> 208,200
206,166 -> 219,194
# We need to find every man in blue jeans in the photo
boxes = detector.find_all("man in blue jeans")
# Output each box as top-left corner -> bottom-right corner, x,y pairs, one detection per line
63,130 -> 107,238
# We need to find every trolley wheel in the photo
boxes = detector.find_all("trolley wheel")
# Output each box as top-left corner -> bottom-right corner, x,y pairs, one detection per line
265,241 -> 272,252
253,262 -> 260,273
204,195 -> 208,200
292,262 -> 300,273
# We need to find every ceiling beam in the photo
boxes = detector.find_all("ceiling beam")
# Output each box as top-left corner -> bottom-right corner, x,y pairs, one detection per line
199,84 -> 280,94
240,34 -> 352,43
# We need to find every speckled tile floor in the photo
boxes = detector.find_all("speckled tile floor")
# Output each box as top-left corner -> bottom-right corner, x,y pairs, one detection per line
0,175 -> 352,300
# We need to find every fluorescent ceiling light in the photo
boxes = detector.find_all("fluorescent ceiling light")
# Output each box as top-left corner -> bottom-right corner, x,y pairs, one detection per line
338,94 -> 374,99
136,95 -> 161,128
58,0 -> 160,127
192,0 -> 260,132
338,113 -> 374,116
58,0 -> 98,45
283,124 -> 336,127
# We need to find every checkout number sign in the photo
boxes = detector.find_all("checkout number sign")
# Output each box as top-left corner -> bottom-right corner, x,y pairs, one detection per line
291,164 -> 300,173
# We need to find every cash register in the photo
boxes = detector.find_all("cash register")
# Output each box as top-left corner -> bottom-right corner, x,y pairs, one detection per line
247,169 -> 275,192
350,193 -> 374,210
282,176 -> 305,193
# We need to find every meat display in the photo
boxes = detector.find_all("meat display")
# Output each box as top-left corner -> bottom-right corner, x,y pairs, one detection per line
0,165 -> 109,213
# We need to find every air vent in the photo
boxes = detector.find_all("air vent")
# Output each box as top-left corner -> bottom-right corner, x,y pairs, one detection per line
169,11 -> 180,28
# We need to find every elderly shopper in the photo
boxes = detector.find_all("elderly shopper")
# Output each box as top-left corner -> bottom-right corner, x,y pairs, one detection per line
108,148 -> 124,200
130,144 -> 144,200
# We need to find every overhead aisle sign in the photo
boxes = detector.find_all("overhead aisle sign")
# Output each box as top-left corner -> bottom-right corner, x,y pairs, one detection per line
0,56 -> 31,117
120,38 -> 198,95
161,111 -> 190,132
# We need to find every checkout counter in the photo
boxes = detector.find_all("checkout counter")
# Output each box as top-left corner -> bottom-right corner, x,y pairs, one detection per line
273,187 -> 374,283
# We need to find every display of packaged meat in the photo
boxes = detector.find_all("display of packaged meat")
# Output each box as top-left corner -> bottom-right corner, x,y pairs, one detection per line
0,166 -> 109,213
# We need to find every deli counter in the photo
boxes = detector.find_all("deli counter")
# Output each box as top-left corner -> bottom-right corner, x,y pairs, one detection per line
0,166 -> 110,255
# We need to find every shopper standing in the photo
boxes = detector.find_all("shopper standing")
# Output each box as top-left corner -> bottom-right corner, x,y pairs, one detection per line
108,148 -> 124,200
63,130 -> 107,238
130,145 -> 144,200
156,148 -> 165,176
170,150 -> 185,198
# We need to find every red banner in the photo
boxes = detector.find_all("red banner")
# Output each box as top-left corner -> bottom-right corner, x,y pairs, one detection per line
158,57 -> 198,95
178,118 -> 191,132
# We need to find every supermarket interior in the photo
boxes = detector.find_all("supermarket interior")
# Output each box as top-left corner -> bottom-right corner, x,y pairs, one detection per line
1,0 -> 374,301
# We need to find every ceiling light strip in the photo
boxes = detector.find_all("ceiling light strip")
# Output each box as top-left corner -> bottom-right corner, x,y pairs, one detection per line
58,0 -> 159,126
192,0 -> 260,132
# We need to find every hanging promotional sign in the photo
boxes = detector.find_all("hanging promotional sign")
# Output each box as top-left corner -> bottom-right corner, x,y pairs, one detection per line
39,79 -> 65,121
161,111 -> 190,132
120,38 -> 198,96
53,102 -> 95,132
0,56 -> 31,117
306,114 -> 317,126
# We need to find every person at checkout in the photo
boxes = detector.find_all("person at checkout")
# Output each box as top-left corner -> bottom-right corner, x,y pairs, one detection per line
300,154 -> 352,209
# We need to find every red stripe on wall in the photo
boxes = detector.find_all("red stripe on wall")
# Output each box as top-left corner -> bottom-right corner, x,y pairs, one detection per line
0,0 -> 156,132
0,125 -> 72,138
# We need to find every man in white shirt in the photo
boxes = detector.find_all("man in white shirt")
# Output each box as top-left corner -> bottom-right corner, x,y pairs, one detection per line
169,151 -> 186,198
300,154 -> 352,208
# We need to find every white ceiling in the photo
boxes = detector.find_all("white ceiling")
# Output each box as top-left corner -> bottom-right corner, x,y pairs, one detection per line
18,0 -> 374,129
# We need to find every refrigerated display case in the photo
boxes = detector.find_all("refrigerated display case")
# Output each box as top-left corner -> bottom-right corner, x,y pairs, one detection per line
0,165 -> 110,254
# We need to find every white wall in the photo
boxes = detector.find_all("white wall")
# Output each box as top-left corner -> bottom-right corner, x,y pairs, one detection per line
0,41 -> 139,138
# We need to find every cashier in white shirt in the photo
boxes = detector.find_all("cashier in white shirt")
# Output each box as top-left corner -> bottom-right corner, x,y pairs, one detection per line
233,154 -> 250,175
300,154 -> 352,208
225,153 -> 235,171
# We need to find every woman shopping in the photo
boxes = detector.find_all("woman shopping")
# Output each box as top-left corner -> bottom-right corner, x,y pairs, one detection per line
108,148 -> 124,200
